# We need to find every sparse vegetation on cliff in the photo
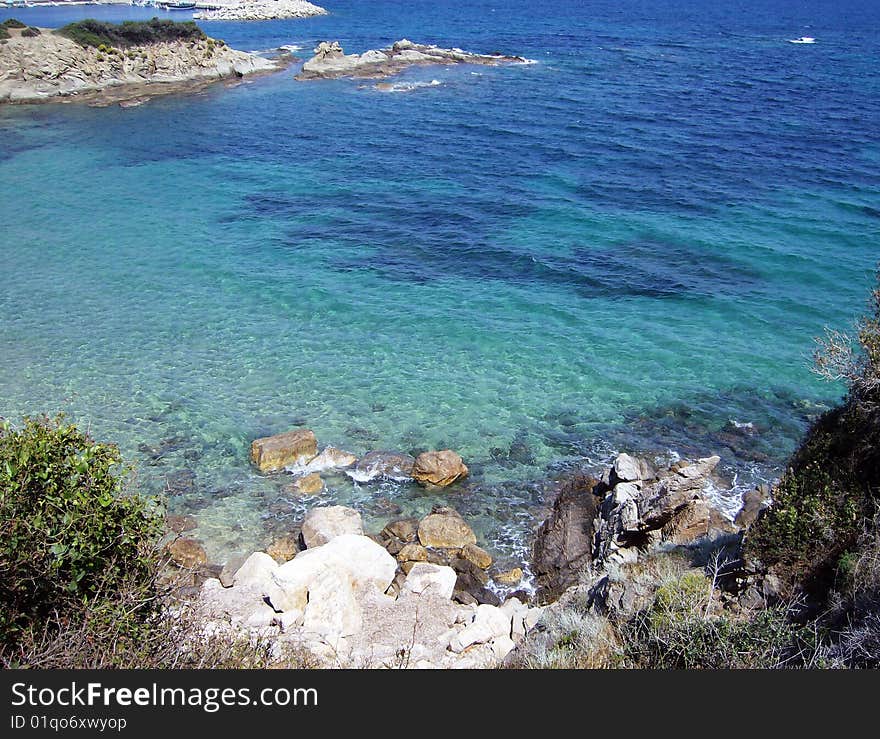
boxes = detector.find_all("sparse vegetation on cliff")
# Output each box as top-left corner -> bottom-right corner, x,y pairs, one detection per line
746,269 -> 880,601
55,17 -> 205,50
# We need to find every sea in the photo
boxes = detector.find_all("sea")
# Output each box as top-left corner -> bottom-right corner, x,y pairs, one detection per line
1,0 -> 878,576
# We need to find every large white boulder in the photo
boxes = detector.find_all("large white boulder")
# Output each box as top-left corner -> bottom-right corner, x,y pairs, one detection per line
267,534 -> 397,613
199,578 -> 277,626
301,505 -> 364,548
448,604 -> 512,653
402,563 -> 458,600
301,566 -> 363,639
613,453 -> 642,483
231,551 -> 279,589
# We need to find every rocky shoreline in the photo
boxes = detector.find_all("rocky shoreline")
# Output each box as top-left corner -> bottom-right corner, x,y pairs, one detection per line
296,39 -> 530,81
193,0 -> 327,22
0,25 -> 285,105
161,427 -> 770,668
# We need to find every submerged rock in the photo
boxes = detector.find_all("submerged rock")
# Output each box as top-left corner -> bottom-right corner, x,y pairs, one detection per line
301,505 -> 364,548
165,513 -> 198,533
165,469 -> 197,496
167,538 -> 208,569
347,450 -> 415,482
289,472 -> 324,495
298,446 -> 358,474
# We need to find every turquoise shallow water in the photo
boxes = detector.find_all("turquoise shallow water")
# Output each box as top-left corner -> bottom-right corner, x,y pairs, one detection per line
1,0 -> 879,569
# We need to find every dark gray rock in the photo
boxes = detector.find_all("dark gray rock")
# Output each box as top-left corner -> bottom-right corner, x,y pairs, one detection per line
532,474 -> 601,602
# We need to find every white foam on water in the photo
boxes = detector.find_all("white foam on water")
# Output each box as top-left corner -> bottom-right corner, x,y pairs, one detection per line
375,79 -> 444,93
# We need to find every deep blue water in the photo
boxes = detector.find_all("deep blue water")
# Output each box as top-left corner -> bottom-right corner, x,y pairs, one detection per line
1,0 -> 878,569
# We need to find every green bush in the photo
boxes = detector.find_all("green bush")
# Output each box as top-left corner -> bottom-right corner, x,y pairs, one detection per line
0,415 -> 163,643
55,17 -> 205,49
1,18 -> 27,29
21,27 -> 40,38
0,27 -> 8,41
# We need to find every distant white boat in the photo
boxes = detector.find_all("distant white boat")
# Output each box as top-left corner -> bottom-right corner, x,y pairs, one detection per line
788,37 -> 816,44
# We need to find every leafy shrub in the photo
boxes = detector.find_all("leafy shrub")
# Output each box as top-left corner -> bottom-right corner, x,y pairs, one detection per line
1,18 -> 26,29
0,27 -> 8,41
0,415 -> 320,669
56,17 -> 205,49
21,27 -> 40,38
0,415 -> 163,643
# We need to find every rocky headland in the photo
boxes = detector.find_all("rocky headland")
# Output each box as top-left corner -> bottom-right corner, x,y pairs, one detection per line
0,22 -> 282,105
296,39 -> 529,81
193,0 -> 328,22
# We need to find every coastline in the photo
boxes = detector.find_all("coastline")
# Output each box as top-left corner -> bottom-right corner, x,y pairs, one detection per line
0,24 -> 293,105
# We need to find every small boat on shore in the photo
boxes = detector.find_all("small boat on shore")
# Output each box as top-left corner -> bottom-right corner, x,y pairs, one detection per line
157,1 -> 197,10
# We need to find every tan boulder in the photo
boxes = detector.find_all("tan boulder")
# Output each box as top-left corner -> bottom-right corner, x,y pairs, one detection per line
250,429 -> 317,472
168,538 -> 207,569
412,450 -> 469,487
397,543 -> 429,563
418,506 -> 476,549
382,518 -> 420,542
494,567 -> 524,585
661,498 -> 710,545
266,533 -> 300,563
461,543 -> 493,569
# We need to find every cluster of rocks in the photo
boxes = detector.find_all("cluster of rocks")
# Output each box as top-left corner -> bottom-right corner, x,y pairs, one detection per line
296,39 -> 529,81
533,453 -> 743,601
194,0 -> 328,21
250,427 -> 469,489
376,506 -> 527,606
0,29 -> 278,105
530,451 -> 775,619
165,440 -> 778,666
194,504 -> 543,668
